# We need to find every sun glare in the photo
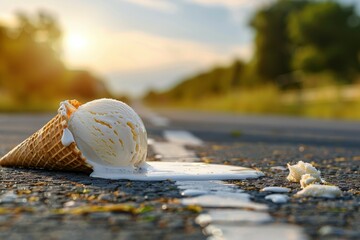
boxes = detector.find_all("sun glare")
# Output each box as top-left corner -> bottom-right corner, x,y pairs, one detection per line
64,33 -> 89,53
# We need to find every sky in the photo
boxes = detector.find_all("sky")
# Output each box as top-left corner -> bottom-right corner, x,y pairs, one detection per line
0,0 -> 359,97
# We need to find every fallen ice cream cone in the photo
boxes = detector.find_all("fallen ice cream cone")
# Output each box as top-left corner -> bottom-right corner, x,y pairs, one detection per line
1,98 -> 264,181
0,100 -> 92,173
0,98 -> 147,174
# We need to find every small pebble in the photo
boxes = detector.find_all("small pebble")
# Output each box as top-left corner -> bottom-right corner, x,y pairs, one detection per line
270,166 -> 287,171
0,191 -> 18,203
265,194 -> 289,204
261,187 -> 291,193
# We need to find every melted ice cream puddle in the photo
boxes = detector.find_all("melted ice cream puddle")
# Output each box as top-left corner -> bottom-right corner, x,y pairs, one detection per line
59,99 -> 264,181
90,162 -> 264,181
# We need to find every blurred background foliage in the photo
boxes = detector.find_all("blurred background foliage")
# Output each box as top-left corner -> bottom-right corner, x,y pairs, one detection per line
144,0 -> 360,120
0,0 -> 359,119
0,11 -> 110,111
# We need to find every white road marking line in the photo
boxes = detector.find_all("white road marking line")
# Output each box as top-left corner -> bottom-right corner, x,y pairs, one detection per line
150,131 -> 308,240
196,209 -> 273,225
147,138 -> 155,145
182,194 -> 268,210
150,130 -> 202,161
151,142 -> 199,161
178,181 -> 306,240
132,102 -> 170,127
147,114 -> 170,127
204,224 -> 307,240
164,130 -> 203,146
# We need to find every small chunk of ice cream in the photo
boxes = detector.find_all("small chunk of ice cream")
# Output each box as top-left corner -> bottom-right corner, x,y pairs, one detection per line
287,161 -> 321,183
300,174 -> 318,189
295,184 -> 342,198
61,99 -> 147,169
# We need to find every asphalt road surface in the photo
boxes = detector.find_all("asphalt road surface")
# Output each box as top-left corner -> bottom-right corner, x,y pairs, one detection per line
0,106 -> 359,240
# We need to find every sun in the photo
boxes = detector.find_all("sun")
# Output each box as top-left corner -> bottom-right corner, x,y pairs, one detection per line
64,33 -> 89,53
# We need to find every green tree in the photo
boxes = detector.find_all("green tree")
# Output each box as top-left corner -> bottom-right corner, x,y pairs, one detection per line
1,11 -> 64,103
289,1 -> 360,80
0,10 -> 111,110
250,0 -> 309,81
162,60 -> 246,102
15,11 -> 61,52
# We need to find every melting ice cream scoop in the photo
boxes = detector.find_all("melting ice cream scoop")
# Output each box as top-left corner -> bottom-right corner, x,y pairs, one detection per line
60,98 -> 147,170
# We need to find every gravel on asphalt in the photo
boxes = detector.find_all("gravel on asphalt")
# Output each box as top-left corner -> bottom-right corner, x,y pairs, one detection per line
190,142 -> 360,240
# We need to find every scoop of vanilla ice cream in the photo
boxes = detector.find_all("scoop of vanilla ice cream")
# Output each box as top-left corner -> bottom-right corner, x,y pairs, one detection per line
287,161 -> 321,183
295,184 -> 341,198
67,99 -> 147,168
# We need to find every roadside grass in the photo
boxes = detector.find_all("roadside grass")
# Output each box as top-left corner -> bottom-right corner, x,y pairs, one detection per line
148,83 -> 360,121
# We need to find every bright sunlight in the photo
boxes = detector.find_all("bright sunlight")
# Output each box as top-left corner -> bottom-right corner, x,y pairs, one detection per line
62,31 -> 94,69
64,33 -> 89,53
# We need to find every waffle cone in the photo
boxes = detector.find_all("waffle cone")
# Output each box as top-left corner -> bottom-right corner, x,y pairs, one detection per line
0,102 -> 93,173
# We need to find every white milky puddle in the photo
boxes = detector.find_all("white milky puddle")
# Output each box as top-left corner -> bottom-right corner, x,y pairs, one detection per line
204,224 -> 308,240
196,209 -> 273,225
91,162 -> 264,181
261,186 -> 291,193
265,194 -> 290,204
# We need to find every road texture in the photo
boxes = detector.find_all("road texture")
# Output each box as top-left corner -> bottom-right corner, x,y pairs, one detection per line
0,108 -> 359,240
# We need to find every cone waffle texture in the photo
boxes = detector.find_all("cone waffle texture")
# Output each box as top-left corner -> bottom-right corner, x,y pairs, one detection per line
0,113 -> 93,173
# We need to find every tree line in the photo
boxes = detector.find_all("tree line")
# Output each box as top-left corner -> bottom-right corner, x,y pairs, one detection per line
145,0 -> 360,103
0,11 -> 110,110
